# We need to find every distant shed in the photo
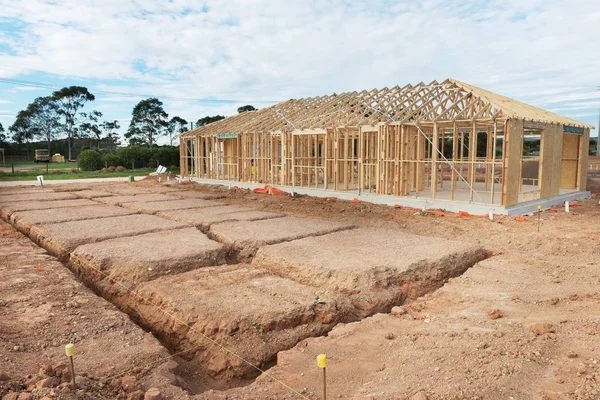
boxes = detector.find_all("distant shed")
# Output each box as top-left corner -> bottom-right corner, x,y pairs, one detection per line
180,79 -> 593,214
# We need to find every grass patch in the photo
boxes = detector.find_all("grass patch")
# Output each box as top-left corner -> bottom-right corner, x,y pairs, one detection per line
0,168 -> 180,181
2,160 -> 73,169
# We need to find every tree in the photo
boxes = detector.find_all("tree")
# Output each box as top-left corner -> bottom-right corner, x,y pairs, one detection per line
168,116 -> 188,146
9,110 -> 35,159
0,122 -> 5,144
237,105 -> 256,113
101,120 -> 121,152
196,115 -> 225,128
125,98 -> 168,146
26,96 -> 62,153
52,86 -> 95,161
78,110 -> 103,149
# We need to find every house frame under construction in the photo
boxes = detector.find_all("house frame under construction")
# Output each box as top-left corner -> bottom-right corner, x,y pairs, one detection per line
179,79 -> 592,213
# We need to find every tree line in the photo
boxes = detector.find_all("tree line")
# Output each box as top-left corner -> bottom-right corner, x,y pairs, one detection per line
2,85 -> 257,160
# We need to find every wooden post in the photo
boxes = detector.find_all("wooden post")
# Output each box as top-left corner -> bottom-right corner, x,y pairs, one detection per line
431,122 -> 439,199
451,122 -> 458,200
317,354 -> 327,400
65,344 -> 76,389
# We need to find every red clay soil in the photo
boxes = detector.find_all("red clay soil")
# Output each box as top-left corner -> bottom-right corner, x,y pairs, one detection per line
29,214 -> 187,259
0,221 -> 187,400
70,227 -> 226,292
157,205 -> 283,230
10,204 -> 138,234
0,199 -> 97,219
120,198 -> 224,214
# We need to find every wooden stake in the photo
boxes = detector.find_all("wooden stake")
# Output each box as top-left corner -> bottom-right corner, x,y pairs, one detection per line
537,205 -> 541,232
317,354 -> 327,400
65,344 -> 76,389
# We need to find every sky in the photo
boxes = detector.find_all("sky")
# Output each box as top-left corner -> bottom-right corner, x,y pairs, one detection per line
0,0 -> 599,145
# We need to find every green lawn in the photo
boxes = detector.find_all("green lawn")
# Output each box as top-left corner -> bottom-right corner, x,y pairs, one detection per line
2,160 -> 73,169
0,167 -> 179,181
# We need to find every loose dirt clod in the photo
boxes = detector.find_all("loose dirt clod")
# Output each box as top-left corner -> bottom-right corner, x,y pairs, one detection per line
488,309 -> 503,320
531,323 -> 555,335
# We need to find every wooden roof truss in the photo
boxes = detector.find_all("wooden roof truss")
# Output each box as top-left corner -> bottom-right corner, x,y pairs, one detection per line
181,78 -> 592,139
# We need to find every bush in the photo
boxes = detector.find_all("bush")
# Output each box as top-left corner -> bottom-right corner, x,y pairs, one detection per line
101,168 -> 107,173
107,166 -> 116,173
115,166 -> 126,172
53,169 -> 62,175
78,150 -> 103,171
103,153 -> 120,167
69,168 -> 77,173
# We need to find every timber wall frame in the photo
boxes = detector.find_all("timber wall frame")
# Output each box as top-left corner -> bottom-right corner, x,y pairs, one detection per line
180,79 -> 593,207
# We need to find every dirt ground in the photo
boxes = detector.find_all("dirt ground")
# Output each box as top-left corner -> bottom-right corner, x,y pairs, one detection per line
0,176 -> 599,400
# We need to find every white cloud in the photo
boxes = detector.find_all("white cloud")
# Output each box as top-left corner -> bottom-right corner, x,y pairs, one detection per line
0,0 -> 598,135
0,99 -> 12,104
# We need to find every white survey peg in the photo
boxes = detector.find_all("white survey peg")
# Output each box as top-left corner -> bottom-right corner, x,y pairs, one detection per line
565,201 -> 570,212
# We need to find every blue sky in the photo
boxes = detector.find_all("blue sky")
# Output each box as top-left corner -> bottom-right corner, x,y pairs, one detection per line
0,0 -> 599,144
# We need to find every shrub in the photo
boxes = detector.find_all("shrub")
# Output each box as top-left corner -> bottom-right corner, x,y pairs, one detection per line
53,169 -> 62,175
101,168 -> 107,173
115,166 -> 126,172
0,170 -> 4,175
103,153 -> 120,167
69,168 -> 77,173
78,150 -> 103,171
107,166 -> 116,173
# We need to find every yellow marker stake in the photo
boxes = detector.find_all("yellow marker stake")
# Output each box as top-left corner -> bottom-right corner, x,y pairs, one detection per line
537,205 -> 542,233
317,354 -> 327,400
65,344 -> 76,389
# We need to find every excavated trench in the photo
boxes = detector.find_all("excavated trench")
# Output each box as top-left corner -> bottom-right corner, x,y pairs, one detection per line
0,188 -> 489,395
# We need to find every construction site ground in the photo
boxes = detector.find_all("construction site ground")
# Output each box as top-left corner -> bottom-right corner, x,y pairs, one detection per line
0,175 -> 599,400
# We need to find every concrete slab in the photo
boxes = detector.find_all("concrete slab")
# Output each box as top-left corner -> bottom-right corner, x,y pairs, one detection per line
121,198 -> 223,214
71,227 -> 226,287
29,213 -> 186,258
0,191 -> 77,203
0,199 -> 97,219
208,216 -> 354,258
254,228 -> 486,292
169,190 -> 225,200
133,264 -> 342,380
70,189 -> 115,199
157,205 -> 283,230
94,193 -> 176,206
10,205 -> 138,234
